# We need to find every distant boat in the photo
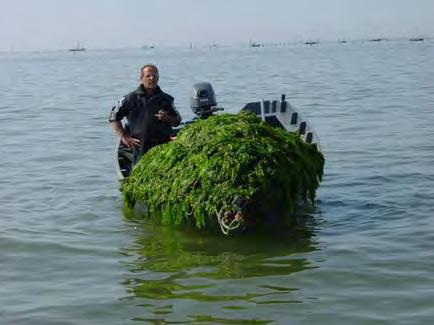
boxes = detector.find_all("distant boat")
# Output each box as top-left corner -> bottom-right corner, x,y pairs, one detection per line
68,43 -> 86,52
369,38 -> 384,42
409,38 -> 424,42
304,41 -> 319,46
142,44 -> 155,49
249,40 -> 263,47
338,40 -> 347,44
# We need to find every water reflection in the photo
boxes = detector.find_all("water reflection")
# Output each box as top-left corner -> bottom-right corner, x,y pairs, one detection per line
120,216 -> 318,323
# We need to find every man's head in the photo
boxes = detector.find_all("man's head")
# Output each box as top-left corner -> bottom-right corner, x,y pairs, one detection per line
140,64 -> 159,89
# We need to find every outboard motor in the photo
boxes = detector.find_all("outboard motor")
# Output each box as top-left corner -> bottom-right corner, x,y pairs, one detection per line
190,82 -> 221,118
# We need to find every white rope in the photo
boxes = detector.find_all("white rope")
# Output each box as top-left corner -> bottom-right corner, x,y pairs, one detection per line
216,208 -> 242,235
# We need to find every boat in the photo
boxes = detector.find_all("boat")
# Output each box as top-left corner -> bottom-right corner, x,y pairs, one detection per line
68,42 -> 86,52
304,41 -> 319,46
117,83 -> 324,233
241,94 -> 320,149
115,84 -> 320,180
249,40 -> 263,47
409,38 -> 424,42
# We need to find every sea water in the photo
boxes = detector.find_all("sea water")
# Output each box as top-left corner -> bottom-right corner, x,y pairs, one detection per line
1,40 -> 434,324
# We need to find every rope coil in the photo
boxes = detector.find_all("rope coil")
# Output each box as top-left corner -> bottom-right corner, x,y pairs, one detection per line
216,208 -> 244,235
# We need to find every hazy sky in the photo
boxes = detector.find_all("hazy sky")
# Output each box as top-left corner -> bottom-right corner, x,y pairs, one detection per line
1,0 -> 433,51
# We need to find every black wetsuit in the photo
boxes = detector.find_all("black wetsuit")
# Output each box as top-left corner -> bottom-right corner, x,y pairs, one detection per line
110,85 -> 181,163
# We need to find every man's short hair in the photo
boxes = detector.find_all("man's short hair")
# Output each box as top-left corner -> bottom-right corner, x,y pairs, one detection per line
140,64 -> 159,78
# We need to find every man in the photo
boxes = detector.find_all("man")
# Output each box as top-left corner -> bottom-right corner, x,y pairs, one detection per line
109,64 -> 181,165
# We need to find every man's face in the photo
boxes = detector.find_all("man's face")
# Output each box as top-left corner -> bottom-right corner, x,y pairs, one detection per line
141,67 -> 159,89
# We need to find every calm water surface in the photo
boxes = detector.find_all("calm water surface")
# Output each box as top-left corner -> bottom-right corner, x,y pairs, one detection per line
1,41 -> 434,324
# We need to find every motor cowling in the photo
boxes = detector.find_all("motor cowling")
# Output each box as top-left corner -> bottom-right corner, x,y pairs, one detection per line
190,82 -> 217,117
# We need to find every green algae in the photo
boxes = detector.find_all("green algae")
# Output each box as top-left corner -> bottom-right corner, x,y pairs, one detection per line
121,111 -> 324,230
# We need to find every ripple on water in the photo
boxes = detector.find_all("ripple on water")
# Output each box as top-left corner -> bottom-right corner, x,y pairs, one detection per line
2,42 -> 434,323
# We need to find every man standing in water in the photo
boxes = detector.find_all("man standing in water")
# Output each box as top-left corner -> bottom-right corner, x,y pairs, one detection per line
109,64 -> 181,165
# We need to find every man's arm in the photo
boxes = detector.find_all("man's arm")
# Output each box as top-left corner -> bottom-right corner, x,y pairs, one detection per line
109,96 -> 140,148
155,100 -> 181,126
155,109 -> 181,126
110,121 -> 140,148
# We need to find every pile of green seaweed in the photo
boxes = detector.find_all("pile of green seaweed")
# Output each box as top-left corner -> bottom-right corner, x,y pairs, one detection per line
121,111 -> 324,230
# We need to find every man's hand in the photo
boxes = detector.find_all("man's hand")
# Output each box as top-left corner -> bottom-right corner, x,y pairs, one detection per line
111,121 -> 140,148
121,135 -> 140,148
155,109 -> 171,123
